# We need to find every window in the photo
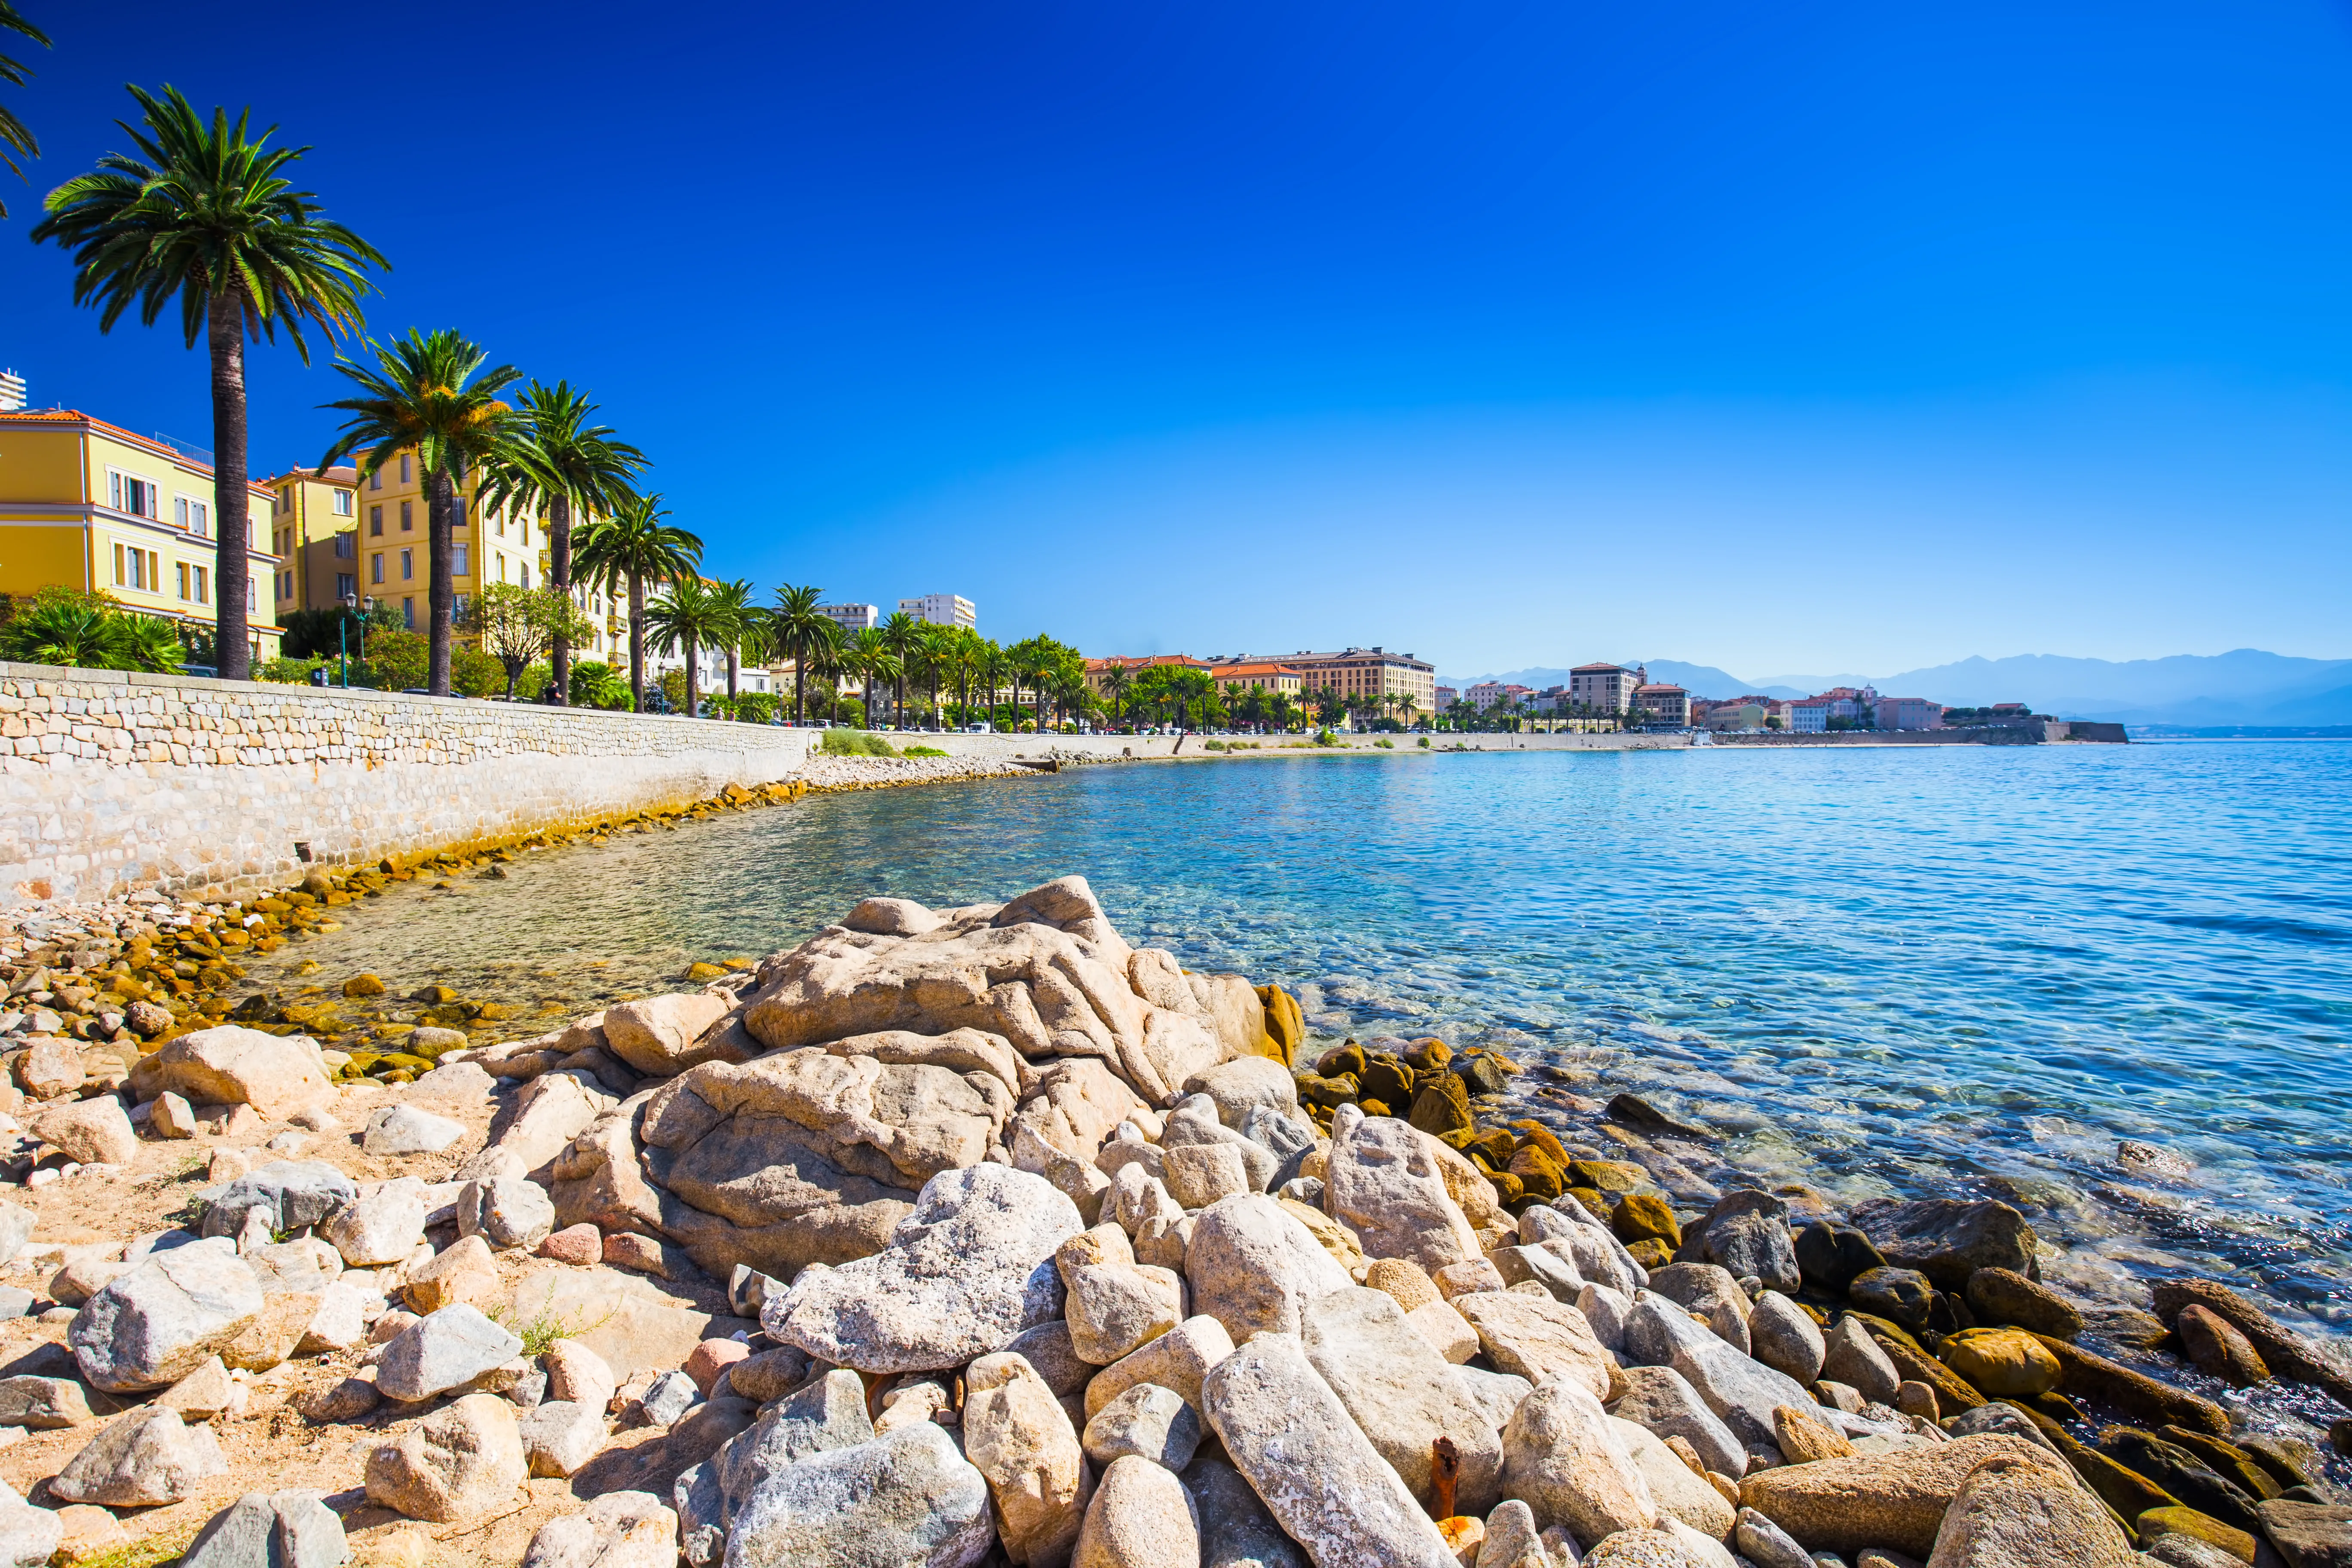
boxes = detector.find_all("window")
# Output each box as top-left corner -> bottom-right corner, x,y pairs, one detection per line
193,565 -> 207,603
175,497 -> 209,537
369,468 -> 382,491
248,579 -> 256,612
278,572 -> 291,601
177,563 -> 190,600
494,511 -> 504,539
333,490 -> 353,517
112,544 -> 159,591
335,533 -> 355,559
371,553 -> 384,585
400,501 -> 412,532
520,561 -> 531,589
399,453 -> 411,484
400,549 -> 413,581
453,544 -> 469,576
370,505 -> 383,536
402,597 -> 415,629
454,594 -> 471,621
336,573 -> 355,600
107,471 -> 159,519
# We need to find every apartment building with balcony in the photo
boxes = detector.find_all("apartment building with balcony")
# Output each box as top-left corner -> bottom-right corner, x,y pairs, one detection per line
897,593 -> 976,631
1569,662 -> 1646,713
0,404 -> 282,662
1224,646 -> 1436,714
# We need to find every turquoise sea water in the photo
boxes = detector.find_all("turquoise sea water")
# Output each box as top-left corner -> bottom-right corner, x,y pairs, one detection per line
261,740 -> 2352,1340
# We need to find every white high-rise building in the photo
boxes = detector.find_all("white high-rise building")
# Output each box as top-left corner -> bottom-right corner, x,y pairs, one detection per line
897,593 -> 976,631
818,603 -> 879,634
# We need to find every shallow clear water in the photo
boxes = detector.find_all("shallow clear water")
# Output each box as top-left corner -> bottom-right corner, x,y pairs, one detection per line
257,740 -> 2352,1336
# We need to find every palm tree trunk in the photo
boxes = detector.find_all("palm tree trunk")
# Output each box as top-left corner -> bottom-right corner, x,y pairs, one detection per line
426,466 -> 456,695
547,492 -> 573,705
686,642 -> 699,717
207,289 -> 252,682
726,647 -> 739,704
628,572 -> 646,710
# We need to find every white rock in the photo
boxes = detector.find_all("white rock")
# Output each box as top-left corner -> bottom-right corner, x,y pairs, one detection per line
363,1105 -> 464,1155
1203,1331 -> 1456,1568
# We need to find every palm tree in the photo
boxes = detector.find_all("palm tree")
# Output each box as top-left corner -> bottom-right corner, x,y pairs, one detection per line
981,640 -> 1015,727
1099,664 -> 1132,727
573,493 -> 702,711
708,578 -> 763,704
32,85 -> 386,680
912,622 -> 955,729
475,381 -> 644,705
643,576 -> 733,717
805,632 -> 849,724
876,611 -> 925,730
0,2 -> 50,218
846,628 -> 896,729
316,330 -> 519,694
771,584 -> 836,725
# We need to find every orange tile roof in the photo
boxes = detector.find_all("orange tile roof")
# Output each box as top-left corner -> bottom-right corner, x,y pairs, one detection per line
1,408 -> 273,495
1213,662 -> 1301,678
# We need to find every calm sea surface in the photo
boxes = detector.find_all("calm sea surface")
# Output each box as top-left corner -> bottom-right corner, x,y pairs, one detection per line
256,740 -> 2352,1338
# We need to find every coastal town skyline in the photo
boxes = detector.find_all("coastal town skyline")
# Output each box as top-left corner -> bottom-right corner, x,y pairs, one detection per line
5,1 -> 2351,680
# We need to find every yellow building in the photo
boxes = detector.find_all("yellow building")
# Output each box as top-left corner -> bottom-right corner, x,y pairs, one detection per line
0,408 -> 282,662
262,463 -> 362,618
322,450 -> 629,664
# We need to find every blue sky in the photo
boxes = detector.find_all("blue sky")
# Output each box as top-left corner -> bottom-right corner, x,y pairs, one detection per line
4,0 -> 2350,676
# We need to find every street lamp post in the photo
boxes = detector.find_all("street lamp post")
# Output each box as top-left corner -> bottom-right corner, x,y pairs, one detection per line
337,592 -> 354,686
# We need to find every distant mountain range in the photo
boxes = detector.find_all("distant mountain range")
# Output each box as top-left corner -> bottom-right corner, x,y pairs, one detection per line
1436,651 -> 2352,725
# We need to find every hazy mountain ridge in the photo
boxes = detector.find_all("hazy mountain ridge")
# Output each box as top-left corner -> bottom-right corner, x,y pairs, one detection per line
1438,650 -> 2352,723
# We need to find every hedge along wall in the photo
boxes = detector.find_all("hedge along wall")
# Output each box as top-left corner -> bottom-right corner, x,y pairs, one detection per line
0,663 -> 821,906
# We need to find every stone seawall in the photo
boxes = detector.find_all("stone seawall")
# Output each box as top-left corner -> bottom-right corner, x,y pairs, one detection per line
0,664 -> 822,907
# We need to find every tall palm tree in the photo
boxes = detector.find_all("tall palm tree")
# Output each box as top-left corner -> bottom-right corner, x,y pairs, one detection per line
1099,664 -> 1132,727
771,584 -> 836,725
805,632 -> 849,725
709,578 -> 763,704
643,576 -> 733,717
981,640 -> 1015,726
846,628 -> 896,729
910,622 -> 951,729
32,85 -> 386,680
573,493 -> 702,711
475,380 -> 644,704
316,329 -> 519,694
0,1 -> 50,218
876,611 -> 925,731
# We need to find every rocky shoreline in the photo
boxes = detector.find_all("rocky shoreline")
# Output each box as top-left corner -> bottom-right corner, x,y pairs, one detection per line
0,876 -> 2335,1565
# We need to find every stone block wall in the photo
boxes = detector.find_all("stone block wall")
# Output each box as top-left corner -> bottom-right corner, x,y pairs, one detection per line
0,664 -> 819,906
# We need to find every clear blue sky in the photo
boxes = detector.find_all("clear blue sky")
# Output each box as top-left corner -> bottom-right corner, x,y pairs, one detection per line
4,0 -> 2349,677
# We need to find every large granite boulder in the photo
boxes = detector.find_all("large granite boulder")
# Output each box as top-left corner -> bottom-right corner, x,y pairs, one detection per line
769,1163 -> 1082,1373
70,1238 -> 265,1393
1320,1106 -> 1482,1272
625,1047 -> 1013,1279
1302,1286 -> 1503,1519
1203,1332 -> 1456,1568
722,1422 -> 993,1568
738,877 -> 1250,1106
129,1025 -> 332,1120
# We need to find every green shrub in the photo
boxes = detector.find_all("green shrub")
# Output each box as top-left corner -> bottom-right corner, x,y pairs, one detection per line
256,654 -> 326,685
735,692 -> 780,724
903,744 -> 946,757
452,647 -> 503,698
0,586 -> 188,673
820,729 -> 899,757
516,661 -> 552,701
1374,737 -> 1395,749
1417,735 -> 1431,748
570,660 -> 633,710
